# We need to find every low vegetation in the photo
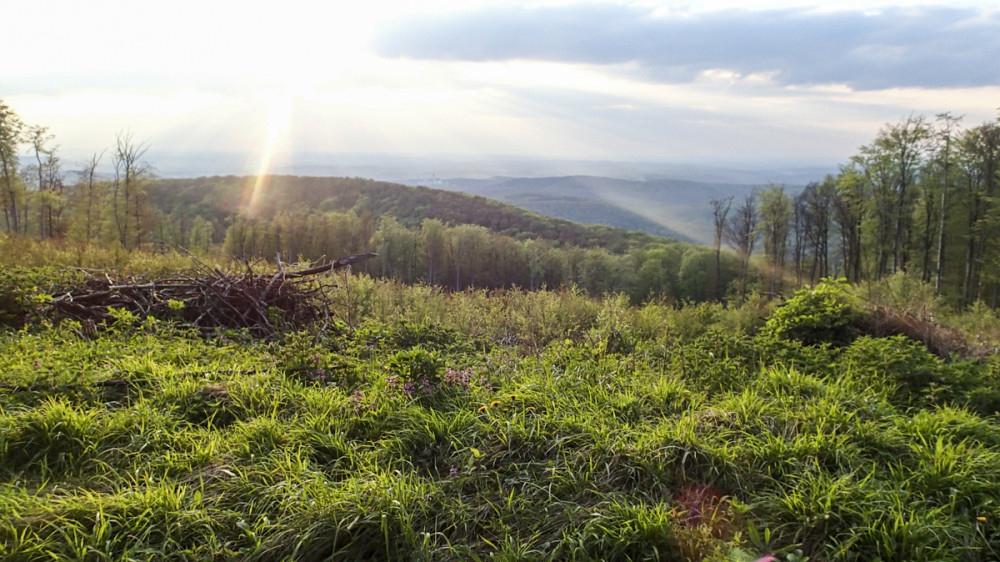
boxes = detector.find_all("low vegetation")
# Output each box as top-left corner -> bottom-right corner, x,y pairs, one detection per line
3,260 -> 1000,560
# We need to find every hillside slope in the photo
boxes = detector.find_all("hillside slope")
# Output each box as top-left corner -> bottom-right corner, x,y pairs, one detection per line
148,175 -> 670,252
416,175 -> 798,245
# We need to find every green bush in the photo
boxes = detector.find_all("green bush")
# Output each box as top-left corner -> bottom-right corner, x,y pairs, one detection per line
763,278 -> 863,346
0,266 -> 80,328
386,346 -> 445,384
387,318 -> 464,350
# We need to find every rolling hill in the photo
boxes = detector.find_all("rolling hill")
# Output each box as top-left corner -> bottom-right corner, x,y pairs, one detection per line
147,175 -> 669,252
404,175 -> 798,245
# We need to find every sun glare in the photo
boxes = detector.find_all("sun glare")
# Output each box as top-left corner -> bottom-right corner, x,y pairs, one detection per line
243,93 -> 294,216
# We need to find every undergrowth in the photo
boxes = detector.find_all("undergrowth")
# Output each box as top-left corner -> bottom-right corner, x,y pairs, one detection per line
2,270 -> 1000,560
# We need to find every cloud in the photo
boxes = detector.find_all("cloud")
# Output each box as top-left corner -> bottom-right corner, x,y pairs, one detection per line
374,5 -> 1000,90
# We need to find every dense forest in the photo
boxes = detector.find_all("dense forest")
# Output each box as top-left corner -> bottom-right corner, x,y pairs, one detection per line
718,114 -> 1000,307
143,175 -> 731,302
3,98 -> 1000,307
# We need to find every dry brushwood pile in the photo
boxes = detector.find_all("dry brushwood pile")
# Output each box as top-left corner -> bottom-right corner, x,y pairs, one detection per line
49,253 -> 376,337
860,303 -> 983,360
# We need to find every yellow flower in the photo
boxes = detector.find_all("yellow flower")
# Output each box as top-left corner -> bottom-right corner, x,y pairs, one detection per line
978,516 -> 987,522
509,394 -> 517,400
526,406 -> 536,412
477,406 -> 488,413
490,401 -> 501,408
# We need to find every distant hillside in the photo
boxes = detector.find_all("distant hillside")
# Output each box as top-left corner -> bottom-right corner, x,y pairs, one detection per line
147,175 -> 671,252
410,175 -> 804,245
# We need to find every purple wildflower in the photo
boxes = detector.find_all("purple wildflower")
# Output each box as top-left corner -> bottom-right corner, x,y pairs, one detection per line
420,379 -> 434,394
349,389 -> 365,413
443,367 -> 473,389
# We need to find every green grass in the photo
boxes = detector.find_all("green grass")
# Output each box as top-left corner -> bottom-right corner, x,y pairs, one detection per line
3,274 -> 1000,560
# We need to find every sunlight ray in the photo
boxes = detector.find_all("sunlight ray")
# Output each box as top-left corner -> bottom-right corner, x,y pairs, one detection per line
243,93 -> 293,216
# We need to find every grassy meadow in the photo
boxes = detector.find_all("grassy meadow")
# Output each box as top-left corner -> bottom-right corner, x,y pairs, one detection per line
3,245 -> 1000,560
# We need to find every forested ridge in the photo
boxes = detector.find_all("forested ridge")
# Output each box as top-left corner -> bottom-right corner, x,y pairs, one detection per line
149,175 -> 661,252
147,175 -> 725,301
4,97 -> 1000,308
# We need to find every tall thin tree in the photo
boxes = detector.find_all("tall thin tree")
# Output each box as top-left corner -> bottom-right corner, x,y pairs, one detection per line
933,112 -> 962,295
709,196 -> 733,301
724,193 -> 760,301
0,101 -> 24,234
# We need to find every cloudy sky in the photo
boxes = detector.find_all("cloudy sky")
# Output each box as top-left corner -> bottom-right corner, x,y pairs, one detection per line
3,0 -> 998,172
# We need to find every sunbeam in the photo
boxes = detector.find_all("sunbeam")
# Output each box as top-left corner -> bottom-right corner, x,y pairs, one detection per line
242,93 -> 293,216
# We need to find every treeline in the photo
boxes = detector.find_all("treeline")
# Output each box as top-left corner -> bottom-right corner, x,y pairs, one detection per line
6,95 -> 1000,307
2,97 -> 654,258
154,175 -> 730,302
716,114 -> 1000,307
1,98 -> 730,303
222,210 -> 736,303
0,101 -> 165,251
147,175 -> 662,252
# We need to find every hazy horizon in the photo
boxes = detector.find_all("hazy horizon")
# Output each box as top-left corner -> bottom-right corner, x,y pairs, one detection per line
70,149 -> 838,187
4,0 -> 998,177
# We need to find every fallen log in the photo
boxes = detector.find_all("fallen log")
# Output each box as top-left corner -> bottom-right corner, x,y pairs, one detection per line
284,252 -> 378,278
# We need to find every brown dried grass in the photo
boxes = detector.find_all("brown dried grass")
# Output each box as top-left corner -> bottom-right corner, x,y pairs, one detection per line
858,304 -> 992,360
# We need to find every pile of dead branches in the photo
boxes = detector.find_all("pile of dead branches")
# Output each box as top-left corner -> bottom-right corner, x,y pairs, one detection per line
49,253 -> 376,337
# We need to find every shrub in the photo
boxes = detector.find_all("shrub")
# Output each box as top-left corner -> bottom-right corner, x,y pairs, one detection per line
763,278 -> 863,346
0,267 -> 80,328
387,319 -> 463,350
386,347 -> 445,385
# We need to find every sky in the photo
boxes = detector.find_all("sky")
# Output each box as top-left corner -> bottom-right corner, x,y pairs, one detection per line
3,0 -> 999,174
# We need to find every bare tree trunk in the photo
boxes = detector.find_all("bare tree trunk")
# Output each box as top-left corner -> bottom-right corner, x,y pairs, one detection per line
710,197 -> 732,302
934,113 -> 961,295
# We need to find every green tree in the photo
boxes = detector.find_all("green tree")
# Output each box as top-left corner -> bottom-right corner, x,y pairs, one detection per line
956,121 -> 1000,305
421,218 -> 446,285
833,168 -> 865,283
678,246 -> 734,302
757,184 -> 793,294
632,246 -> 682,303
112,131 -> 152,249
931,113 -> 962,293
0,100 -> 25,234
68,152 -> 106,242
801,178 -> 835,283
23,125 -> 64,239
449,224 -> 491,290
854,116 -> 931,275
374,215 -> 420,282
725,193 -> 759,301
709,197 -> 732,301
187,216 -> 215,254
489,233 -> 527,288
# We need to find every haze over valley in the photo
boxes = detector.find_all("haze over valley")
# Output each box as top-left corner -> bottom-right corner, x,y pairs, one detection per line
140,150 -> 837,244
